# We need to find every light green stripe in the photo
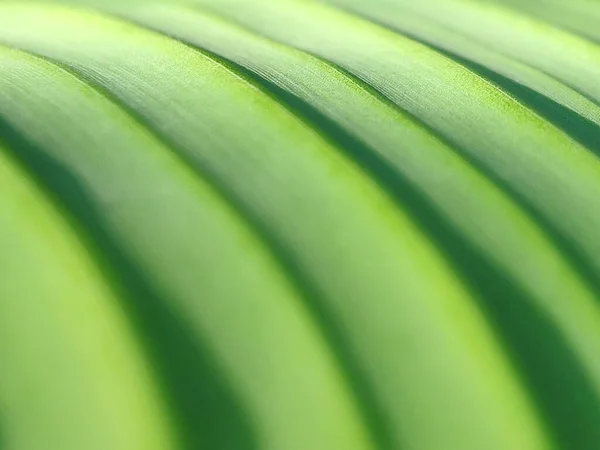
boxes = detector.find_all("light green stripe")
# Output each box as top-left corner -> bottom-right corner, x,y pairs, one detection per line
0,44 -> 377,450
0,140 -> 181,450
0,3 -> 556,449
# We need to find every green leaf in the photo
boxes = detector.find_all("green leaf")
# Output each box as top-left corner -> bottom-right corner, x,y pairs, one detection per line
321,0 -> 600,153
0,136 -> 180,450
106,3 -> 600,447
0,41 -> 378,450
2,1 -> 600,449
487,0 -> 600,44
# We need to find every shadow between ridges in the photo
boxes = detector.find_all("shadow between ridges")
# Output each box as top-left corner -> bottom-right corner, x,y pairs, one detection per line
29,44 -> 394,450
0,119 -> 258,450
199,48 -> 600,449
8,29 -> 600,447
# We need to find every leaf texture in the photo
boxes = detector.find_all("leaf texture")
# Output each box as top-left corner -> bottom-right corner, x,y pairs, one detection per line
1,1 -> 600,449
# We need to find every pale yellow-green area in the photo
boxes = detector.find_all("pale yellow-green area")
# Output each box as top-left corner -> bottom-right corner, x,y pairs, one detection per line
0,143 -> 181,450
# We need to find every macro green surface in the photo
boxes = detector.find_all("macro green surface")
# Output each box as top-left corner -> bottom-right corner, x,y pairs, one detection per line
0,0 -> 599,449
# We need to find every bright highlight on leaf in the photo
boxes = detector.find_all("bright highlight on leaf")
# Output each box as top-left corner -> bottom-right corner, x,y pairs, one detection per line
0,1 -> 599,449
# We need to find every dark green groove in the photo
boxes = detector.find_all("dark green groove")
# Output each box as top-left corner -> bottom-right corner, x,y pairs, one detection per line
3,2 -> 600,448
128,2 -> 600,300
338,6 -> 600,159
194,32 -> 600,450
0,114 -> 258,450
333,0 -> 600,120
115,11 -> 600,448
453,54 -> 600,158
331,11 -> 600,299
183,1 -> 600,302
324,14 -> 600,301
252,64 -> 600,449
0,43 -> 387,449
315,48 -> 600,294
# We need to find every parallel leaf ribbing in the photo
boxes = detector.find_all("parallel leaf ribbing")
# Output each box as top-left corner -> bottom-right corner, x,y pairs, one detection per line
0,137 -> 180,450
2,1 -> 600,449
106,4 -> 600,448
0,45 -> 377,450
0,3 -> 558,450
323,0 -> 600,155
